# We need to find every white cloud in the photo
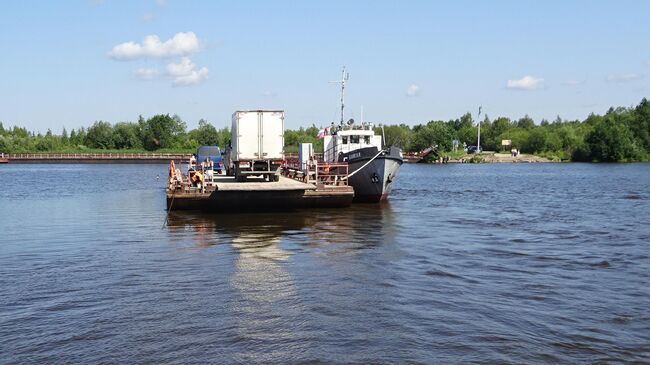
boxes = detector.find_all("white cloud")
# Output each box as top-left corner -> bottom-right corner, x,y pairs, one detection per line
506,75 -> 544,90
406,84 -> 420,97
562,80 -> 585,86
166,57 -> 208,86
108,32 -> 201,60
134,68 -> 160,80
606,73 -> 644,83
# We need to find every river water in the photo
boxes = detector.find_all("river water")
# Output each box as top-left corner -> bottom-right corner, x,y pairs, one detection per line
0,163 -> 648,364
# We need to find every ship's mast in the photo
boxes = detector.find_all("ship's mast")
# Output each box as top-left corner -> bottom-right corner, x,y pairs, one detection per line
330,67 -> 349,125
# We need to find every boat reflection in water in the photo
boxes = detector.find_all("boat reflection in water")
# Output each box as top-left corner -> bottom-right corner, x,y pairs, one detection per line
164,204 -> 396,253
165,206 -> 397,362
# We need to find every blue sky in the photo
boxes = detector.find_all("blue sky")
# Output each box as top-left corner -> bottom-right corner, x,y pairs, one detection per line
1,0 -> 649,132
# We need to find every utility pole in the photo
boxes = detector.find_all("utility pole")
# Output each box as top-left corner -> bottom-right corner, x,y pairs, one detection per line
477,106 -> 482,153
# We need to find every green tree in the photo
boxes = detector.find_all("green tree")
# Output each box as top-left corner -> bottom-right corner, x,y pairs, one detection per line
35,137 -> 55,151
113,122 -> 142,149
516,115 -> 535,129
632,98 -> 650,150
216,127 -> 231,147
0,135 -> 8,152
447,112 -> 473,131
586,116 -> 638,161
85,121 -> 114,149
375,124 -> 411,148
141,114 -> 186,150
283,125 -> 323,152
190,119 -> 219,145
525,128 -> 548,153
457,125 -> 478,146
410,121 -> 453,152
483,117 -> 512,150
498,128 -> 530,152
12,126 -> 29,139
75,127 -> 87,147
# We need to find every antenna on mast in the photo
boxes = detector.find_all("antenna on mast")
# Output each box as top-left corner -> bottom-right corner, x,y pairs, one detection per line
329,66 -> 349,125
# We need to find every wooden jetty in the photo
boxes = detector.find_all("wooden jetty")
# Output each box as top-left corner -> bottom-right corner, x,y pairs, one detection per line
5,153 -> 190,164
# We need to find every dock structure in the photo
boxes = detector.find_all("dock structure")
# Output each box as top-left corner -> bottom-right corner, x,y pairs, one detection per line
6,153 -> 190,164
403,145 -> 437,163
167,175 -> 354,212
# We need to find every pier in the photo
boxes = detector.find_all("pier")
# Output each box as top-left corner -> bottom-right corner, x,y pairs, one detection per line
5,153 -> 190,164
402,145 -> 437,163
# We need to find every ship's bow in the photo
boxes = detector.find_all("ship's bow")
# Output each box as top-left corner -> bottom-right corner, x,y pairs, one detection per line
349,147 -> 403,202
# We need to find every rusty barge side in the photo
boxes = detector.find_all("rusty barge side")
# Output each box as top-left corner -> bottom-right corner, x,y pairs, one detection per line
6,153 -> 190,164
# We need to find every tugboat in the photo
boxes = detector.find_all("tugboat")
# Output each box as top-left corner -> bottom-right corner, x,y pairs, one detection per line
322,68 -> 403,202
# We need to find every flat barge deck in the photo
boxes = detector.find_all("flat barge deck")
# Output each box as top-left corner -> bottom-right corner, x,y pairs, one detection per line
167,175 -> 354,212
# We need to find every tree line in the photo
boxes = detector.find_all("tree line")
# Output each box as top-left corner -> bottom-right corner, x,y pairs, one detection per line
0,114 -> 230,154
1,98 -> 649,162
0,113 -> 325,155
377,98 -> 650,162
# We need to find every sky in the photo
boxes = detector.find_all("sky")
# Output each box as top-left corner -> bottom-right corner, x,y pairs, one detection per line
1,0 -> 649,132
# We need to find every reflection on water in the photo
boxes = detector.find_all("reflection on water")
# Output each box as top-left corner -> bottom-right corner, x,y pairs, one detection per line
166,204 -> 395,251
165,206 -> 398,363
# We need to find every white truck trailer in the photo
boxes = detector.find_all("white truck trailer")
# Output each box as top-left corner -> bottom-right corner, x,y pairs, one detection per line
228,110 -> 285,182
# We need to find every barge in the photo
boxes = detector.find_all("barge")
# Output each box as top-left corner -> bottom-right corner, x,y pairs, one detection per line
166,159 -> 354,212
166,109 -> 355,212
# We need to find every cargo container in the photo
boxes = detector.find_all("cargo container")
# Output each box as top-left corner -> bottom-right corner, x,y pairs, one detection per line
227,110 -> 284,182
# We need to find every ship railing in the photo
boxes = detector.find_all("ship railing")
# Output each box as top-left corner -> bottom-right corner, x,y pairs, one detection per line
283,152 -> 324,161
314,162 -> 349,186
282,160 -> 349,186
7,153 -> 191,160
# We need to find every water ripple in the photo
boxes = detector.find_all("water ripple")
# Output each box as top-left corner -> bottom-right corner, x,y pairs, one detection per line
1,163 -> 649,363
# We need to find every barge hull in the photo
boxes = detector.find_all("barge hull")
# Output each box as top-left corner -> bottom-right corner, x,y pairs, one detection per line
166,176 -> 354,212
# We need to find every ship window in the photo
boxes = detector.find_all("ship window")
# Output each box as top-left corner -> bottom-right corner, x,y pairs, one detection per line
364,136 -> 371,144
350,135 -> 360,144
342,136 -> 348,144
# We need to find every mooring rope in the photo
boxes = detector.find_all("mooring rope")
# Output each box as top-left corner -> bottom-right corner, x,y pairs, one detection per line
342,149 -> 386,180
162,186 -> 176,229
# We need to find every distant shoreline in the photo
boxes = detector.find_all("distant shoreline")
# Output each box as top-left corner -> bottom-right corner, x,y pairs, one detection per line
428,152 -> 555,164
0,151 -> 566,165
